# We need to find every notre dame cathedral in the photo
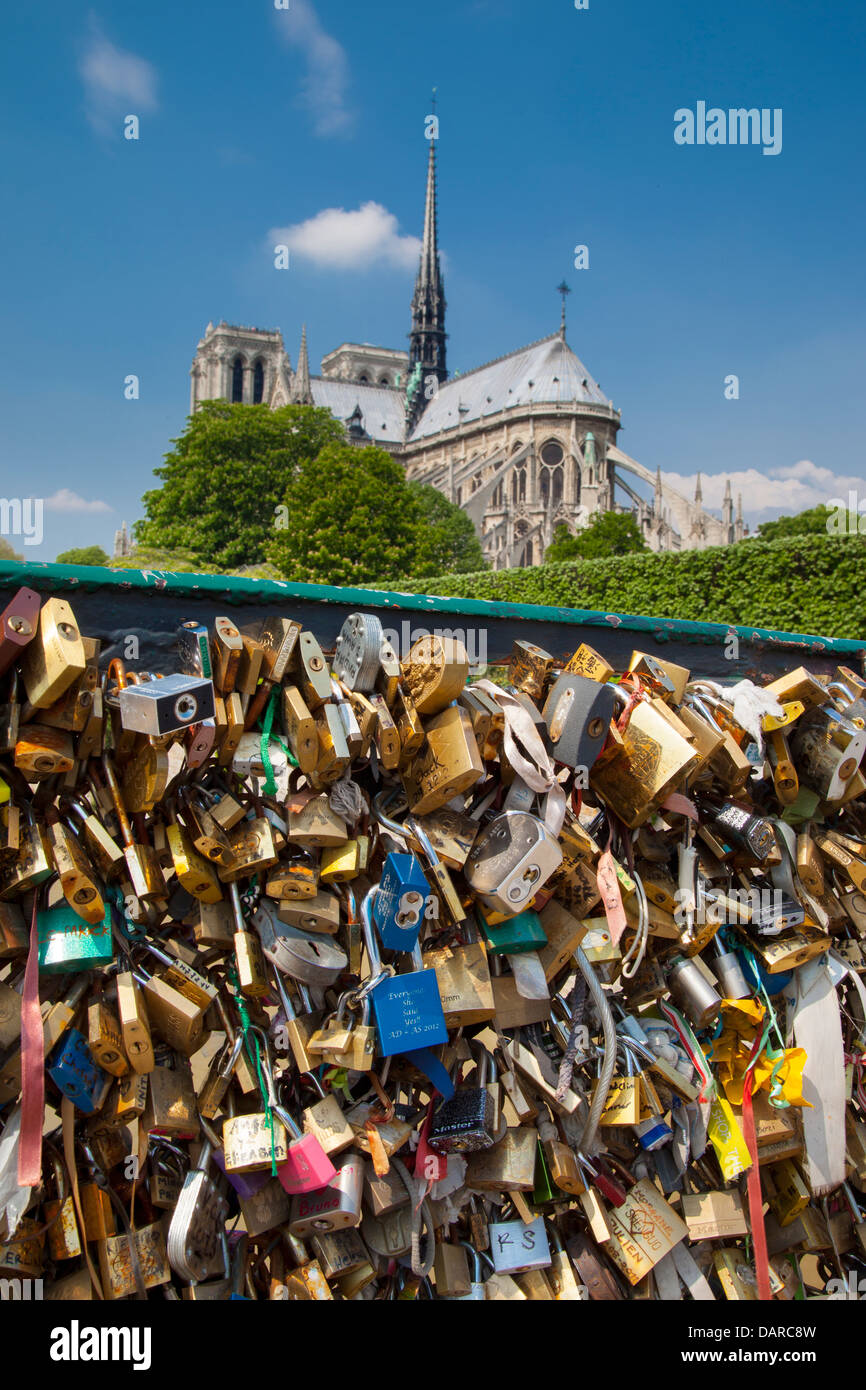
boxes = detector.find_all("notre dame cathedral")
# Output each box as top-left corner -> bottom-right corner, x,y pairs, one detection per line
184,139 -> 744,570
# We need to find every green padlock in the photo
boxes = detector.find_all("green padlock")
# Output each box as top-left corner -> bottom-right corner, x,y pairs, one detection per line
479,908 -> 547,956
38,900 -> 114,974
532,1138 -> 557,1205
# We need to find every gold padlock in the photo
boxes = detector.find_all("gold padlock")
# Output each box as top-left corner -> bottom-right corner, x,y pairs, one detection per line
20,597 -> 86,709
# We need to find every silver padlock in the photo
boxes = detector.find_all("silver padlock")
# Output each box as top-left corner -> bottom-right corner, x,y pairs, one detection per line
789,705 -> 866,801
288,1157 -> 365,1237
250,897 -> 347,987
465,811 -> 562,915
332,612 -> 383,691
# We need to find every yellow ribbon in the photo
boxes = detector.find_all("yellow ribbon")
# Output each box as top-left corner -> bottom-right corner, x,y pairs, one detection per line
712,998 -> 810,1108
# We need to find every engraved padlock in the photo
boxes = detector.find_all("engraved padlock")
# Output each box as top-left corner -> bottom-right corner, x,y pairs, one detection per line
429,1043 -> 499,1154
288,1157 -> 365,1237
465,811 -> 562,916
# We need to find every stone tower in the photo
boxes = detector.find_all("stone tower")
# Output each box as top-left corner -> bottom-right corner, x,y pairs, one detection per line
407,136 -> 447,427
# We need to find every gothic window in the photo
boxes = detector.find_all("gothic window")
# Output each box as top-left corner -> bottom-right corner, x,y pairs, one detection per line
358,374 -> 369,384
231,356 -> 244,403
539,439 -> 564,512
252,360 -> 264,404
379,376 -> 390,387
512,464 -> 526,504
492,482 -> 503,508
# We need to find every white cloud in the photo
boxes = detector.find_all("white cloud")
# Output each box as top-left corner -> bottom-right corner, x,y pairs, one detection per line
661,461 -> 866,522
271,202 -> 421,271
274,0 -> 353,137
79,19 -> 158,134
44,489 -> 112,515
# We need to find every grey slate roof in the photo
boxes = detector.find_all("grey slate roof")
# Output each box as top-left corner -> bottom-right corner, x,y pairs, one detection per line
310,377 -> 406,444
408,333 -> 612,441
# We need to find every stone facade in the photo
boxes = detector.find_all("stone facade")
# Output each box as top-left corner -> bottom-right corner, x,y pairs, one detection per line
188,144 -> 745,568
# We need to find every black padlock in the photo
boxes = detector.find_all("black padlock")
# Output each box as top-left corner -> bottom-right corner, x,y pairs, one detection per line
542,672 -> 615,770
428,1044 -> 498,1154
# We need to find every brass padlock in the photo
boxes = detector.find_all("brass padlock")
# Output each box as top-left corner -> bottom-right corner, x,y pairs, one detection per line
401,633 -> 469,716
20,597 -> 86,709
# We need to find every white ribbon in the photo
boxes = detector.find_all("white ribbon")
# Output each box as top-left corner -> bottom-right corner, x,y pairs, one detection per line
474,680 -> 566,835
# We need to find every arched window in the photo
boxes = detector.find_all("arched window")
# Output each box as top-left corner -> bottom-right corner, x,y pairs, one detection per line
358,374 -> 369,384
231,356 -> 244,403
512,464 -> 526,503
539,439 -> 564,513
379,376 -> 390,387
252,360 -> 264,404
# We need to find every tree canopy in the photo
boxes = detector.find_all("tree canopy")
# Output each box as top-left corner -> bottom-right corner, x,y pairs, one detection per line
55,545 -> 110,567
267,442 -> 475,586
136,401 -> 487,584
406,482 -> 486,575
135,402 -> 345,568
546,511 -> 648,562
757,504 -> 836,540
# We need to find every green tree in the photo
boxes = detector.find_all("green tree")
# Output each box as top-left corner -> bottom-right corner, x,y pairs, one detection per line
757,504 -> 835,541
267,443 -> 425,586
406,482 -> 486,575
0,539 -> 23,562
135,401 -> 344,569
546,511 -> 648,562
55,545 -> 109,567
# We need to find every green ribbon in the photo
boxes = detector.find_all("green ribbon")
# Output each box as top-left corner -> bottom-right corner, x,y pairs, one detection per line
258,685 -> 298,796
323,1066 -> 352,1102
227,962 -> 279,1176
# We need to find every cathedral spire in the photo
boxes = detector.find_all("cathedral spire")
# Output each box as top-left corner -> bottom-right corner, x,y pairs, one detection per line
408,118 -> 447,424
694,472 -> 703,506
293,324 -> 312,404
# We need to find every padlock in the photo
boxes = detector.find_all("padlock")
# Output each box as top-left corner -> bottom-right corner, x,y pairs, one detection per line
289,1157 -> 364,1236
99,1222 -> 172,1299
361,886 -> 447,1056
542,672 -> 615,770
37,899 -> 114,973
401,704 -> 484,814
401,632 -> 469,715
429,1043 -> 499,1153
46,1027 -> 107,1113
116,672 -> 215,736
465,811 -> 563,915
20,596 -> 86,709
373,850 -> 433,952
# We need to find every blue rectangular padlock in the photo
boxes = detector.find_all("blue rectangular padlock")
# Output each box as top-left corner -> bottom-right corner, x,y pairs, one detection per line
47,1028 -> 105,1113
362,885 -> 447,1056
370,971 -> 448,1057
373,852 -> 433,953
38,901 -> 114,975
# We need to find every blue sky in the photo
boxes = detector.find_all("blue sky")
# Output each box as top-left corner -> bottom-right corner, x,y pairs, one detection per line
1,0 -> 863,559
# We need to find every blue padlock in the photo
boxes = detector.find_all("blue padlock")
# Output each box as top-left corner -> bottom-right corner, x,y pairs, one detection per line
47,1029 -> 105,1113
373,852 -> 434,953
362,888 -> 447,1057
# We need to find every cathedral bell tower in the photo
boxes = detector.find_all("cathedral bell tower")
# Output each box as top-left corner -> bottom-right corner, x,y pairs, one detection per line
407,125 -> 447,427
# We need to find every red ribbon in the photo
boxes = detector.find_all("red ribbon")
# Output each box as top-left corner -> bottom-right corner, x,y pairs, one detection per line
17,895 -> 44,1188
414,1099 -> 446,1193
597,849 -> 628,946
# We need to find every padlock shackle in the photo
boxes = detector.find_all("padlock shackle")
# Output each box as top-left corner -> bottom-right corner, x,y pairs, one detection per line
361,886 -> 384,974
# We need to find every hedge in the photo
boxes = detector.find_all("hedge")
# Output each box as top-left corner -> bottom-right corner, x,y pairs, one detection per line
396,535 -> 866,639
